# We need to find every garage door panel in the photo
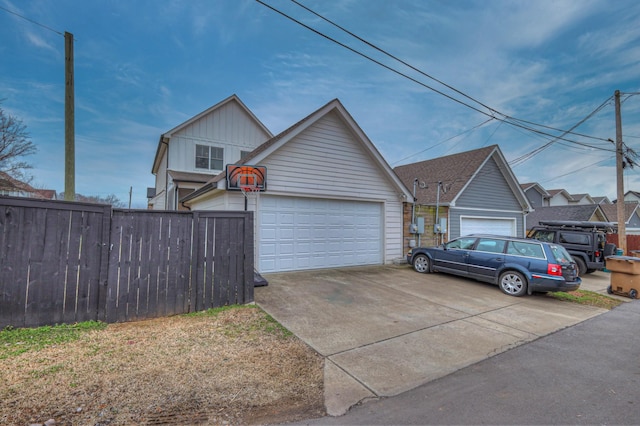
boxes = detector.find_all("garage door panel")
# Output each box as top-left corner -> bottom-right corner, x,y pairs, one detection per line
461,217 -> 516,236
279,228 -> 295,240
259,196 -> 382,272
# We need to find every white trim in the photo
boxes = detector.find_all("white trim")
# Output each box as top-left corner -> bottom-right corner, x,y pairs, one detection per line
453,206 -> 526,214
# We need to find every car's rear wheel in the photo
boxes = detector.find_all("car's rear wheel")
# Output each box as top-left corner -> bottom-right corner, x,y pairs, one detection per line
412,254 -> 431,273
630,289 -> 638,299
498,271 -> 527,296
574,257 -> 587,276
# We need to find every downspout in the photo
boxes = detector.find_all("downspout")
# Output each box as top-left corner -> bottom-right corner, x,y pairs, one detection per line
435,181 -> 441,245
412,178 -> 417,225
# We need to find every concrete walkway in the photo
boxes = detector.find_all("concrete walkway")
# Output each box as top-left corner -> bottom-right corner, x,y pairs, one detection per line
255,266 -> 625,416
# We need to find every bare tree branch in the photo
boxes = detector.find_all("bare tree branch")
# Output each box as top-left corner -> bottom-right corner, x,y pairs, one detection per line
0,101 -> 37,181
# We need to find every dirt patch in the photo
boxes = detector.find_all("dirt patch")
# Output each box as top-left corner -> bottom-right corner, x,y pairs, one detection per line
0,306 -> 325,425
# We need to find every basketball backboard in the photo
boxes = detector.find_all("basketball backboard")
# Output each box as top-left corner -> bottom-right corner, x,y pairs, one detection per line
226,164 -> 267,191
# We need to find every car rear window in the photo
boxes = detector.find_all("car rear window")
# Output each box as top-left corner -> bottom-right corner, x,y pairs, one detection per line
550,244 -> 573,264
506,241 -> 545,259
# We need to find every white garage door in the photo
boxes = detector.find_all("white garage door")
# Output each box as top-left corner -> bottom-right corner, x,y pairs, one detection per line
460,217 -> 516,236
259,196 -> 383,272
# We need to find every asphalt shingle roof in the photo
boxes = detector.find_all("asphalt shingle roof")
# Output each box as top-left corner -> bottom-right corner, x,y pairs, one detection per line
393,145 -> 497,205
525,205 -> 604,227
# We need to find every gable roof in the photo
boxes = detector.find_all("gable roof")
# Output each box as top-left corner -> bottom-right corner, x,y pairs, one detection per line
569,193 -> 593,203
600,202 -> 640,224
520,182 -> 550,197
393,145 -> 530,209
592,196 -> 612,204
547,188 -> 572,198
525,205 -> 607,228
183,98 -> 413,204
151,94 -> 273,173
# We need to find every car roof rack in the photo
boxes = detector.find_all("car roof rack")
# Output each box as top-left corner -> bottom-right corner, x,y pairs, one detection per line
538,220 -> 617,231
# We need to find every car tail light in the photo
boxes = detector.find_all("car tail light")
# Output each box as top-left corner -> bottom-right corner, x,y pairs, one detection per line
547,263 -> 563,276
595,250 -> 601,258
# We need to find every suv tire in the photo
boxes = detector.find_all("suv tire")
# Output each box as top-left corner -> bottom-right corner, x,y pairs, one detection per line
574,257 -> 587,276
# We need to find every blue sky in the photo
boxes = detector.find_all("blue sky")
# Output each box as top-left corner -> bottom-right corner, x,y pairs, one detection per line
1,0 -> 639,208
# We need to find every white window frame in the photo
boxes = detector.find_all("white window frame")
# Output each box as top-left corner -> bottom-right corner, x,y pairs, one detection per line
195,144 -> 224,171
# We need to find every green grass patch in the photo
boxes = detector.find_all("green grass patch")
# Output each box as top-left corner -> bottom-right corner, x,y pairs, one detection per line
548,290 -> 623,310
0,321 -> 106,359
183,303 -> 250,317
186,305 -> 292,338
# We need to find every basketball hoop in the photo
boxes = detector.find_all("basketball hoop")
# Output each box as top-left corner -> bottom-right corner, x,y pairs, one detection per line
240,185 -> 261,198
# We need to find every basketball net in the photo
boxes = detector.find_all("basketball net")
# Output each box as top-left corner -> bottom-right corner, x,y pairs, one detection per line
237,173 -> 261,211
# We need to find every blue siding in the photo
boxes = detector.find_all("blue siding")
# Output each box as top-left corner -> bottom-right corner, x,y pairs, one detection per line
457,157 -> 521,210
447,156 -> 525,239
525,188 -> 545,208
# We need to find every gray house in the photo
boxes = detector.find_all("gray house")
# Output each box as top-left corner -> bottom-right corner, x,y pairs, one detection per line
520,182 -> 550,208
394,145 -> 532,248
601,202 -> 640,235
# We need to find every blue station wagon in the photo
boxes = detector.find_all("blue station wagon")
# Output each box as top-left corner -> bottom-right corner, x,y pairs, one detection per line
406,234 -> 581,296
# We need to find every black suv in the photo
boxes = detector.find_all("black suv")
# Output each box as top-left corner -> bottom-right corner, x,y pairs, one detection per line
527,220 -> 617,276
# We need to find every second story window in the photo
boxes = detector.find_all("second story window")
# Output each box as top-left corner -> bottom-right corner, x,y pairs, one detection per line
240,150 -> 251,161
196,145 -> 224,170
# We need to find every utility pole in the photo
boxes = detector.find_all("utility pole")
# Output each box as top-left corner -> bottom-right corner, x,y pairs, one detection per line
615,90 -> 626,254
64,31 -> 75,201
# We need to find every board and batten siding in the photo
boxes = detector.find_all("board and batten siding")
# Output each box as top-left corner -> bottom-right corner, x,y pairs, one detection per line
257,111 -> 406,263
168,101 -> 270,174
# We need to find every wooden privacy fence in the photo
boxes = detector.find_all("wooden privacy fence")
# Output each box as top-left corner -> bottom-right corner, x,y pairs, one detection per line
0,196 -> 253,329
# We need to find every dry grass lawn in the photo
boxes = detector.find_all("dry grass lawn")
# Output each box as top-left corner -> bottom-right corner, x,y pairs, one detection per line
0,306 -> 325,425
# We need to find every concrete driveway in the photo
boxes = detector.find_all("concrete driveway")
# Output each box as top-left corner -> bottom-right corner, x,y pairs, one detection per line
255,265 -> 616,416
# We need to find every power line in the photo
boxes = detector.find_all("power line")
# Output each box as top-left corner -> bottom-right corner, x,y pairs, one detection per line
0,5 -> 64,36
259,1 -> 621,167
390,118 -> 495,166
281,0 -> 611,145
541,157 -> 614,184
509,95 -> 615,167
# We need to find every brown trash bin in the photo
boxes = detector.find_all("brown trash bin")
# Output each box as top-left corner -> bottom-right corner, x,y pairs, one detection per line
605,256 -> 640,299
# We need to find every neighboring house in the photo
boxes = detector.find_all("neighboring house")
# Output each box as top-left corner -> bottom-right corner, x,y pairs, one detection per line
148,94 -> 273,210
525,205 -> 607,229
394,145 -> 532,248
0,172 -> 56,200
520,182 -> 550,208
182,98 -> 413,273
600,202 -> 640,235
622,190 -> 640,204
522,183 -> 609,208
569,193 -> 595,205
546,189 -> 573,206
592,196 -> 612,204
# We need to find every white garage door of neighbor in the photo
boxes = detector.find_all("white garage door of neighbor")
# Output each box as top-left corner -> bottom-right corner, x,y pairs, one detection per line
460,217 -> 516,236
259,196 -> 383,272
